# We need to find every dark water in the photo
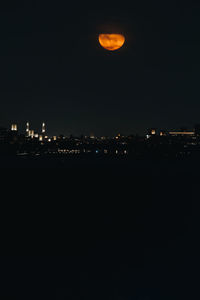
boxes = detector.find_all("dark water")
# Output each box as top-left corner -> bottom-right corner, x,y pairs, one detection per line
0,155 -> 199,299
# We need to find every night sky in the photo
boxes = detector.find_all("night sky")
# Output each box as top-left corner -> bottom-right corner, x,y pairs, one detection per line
1,0 -> 200,136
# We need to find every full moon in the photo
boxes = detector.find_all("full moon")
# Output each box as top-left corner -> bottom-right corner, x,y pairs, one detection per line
98,34 -> 125,51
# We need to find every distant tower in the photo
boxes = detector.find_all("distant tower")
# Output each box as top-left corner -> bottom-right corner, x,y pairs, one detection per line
42,122 -> 46,134
11,124 -> 17,131
26,122 -> 30,137
151,129 -> 156,135
29,130 -> 34,138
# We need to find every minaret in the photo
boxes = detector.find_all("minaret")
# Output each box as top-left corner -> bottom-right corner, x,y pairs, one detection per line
26,122 -> 30,137
42,122 -> 46,135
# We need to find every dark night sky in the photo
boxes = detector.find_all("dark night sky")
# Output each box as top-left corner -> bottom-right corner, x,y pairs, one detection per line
1,0 -> 200,136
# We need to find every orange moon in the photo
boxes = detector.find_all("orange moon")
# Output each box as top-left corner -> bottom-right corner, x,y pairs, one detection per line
98,34 -> 125,51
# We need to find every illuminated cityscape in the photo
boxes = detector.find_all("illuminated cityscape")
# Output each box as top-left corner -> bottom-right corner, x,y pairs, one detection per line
1,121 -> 200,159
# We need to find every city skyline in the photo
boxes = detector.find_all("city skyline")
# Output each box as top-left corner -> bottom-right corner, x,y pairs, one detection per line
2,118 -> 200,162
2,119 -> 200,137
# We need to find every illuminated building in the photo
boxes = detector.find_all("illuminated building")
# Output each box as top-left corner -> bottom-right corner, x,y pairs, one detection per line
147,128 -> 156,137
11,124 -> 17,131
29,130 -> 34,138
169,131 -> 195,136
42,122 -> 45,134
39,135 -> 43,141
159,131 -> 167,136
26,122 -> 30,136
53,136 -> 57,141
146,128 -> 156,138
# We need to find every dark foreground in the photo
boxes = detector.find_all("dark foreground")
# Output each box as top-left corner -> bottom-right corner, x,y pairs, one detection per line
0,155 -> 199,299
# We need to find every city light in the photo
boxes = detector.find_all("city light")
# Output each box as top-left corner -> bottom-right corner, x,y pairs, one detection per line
1,121 -> 199,159
11,124 -> 17,131
169,131 -> 195,135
